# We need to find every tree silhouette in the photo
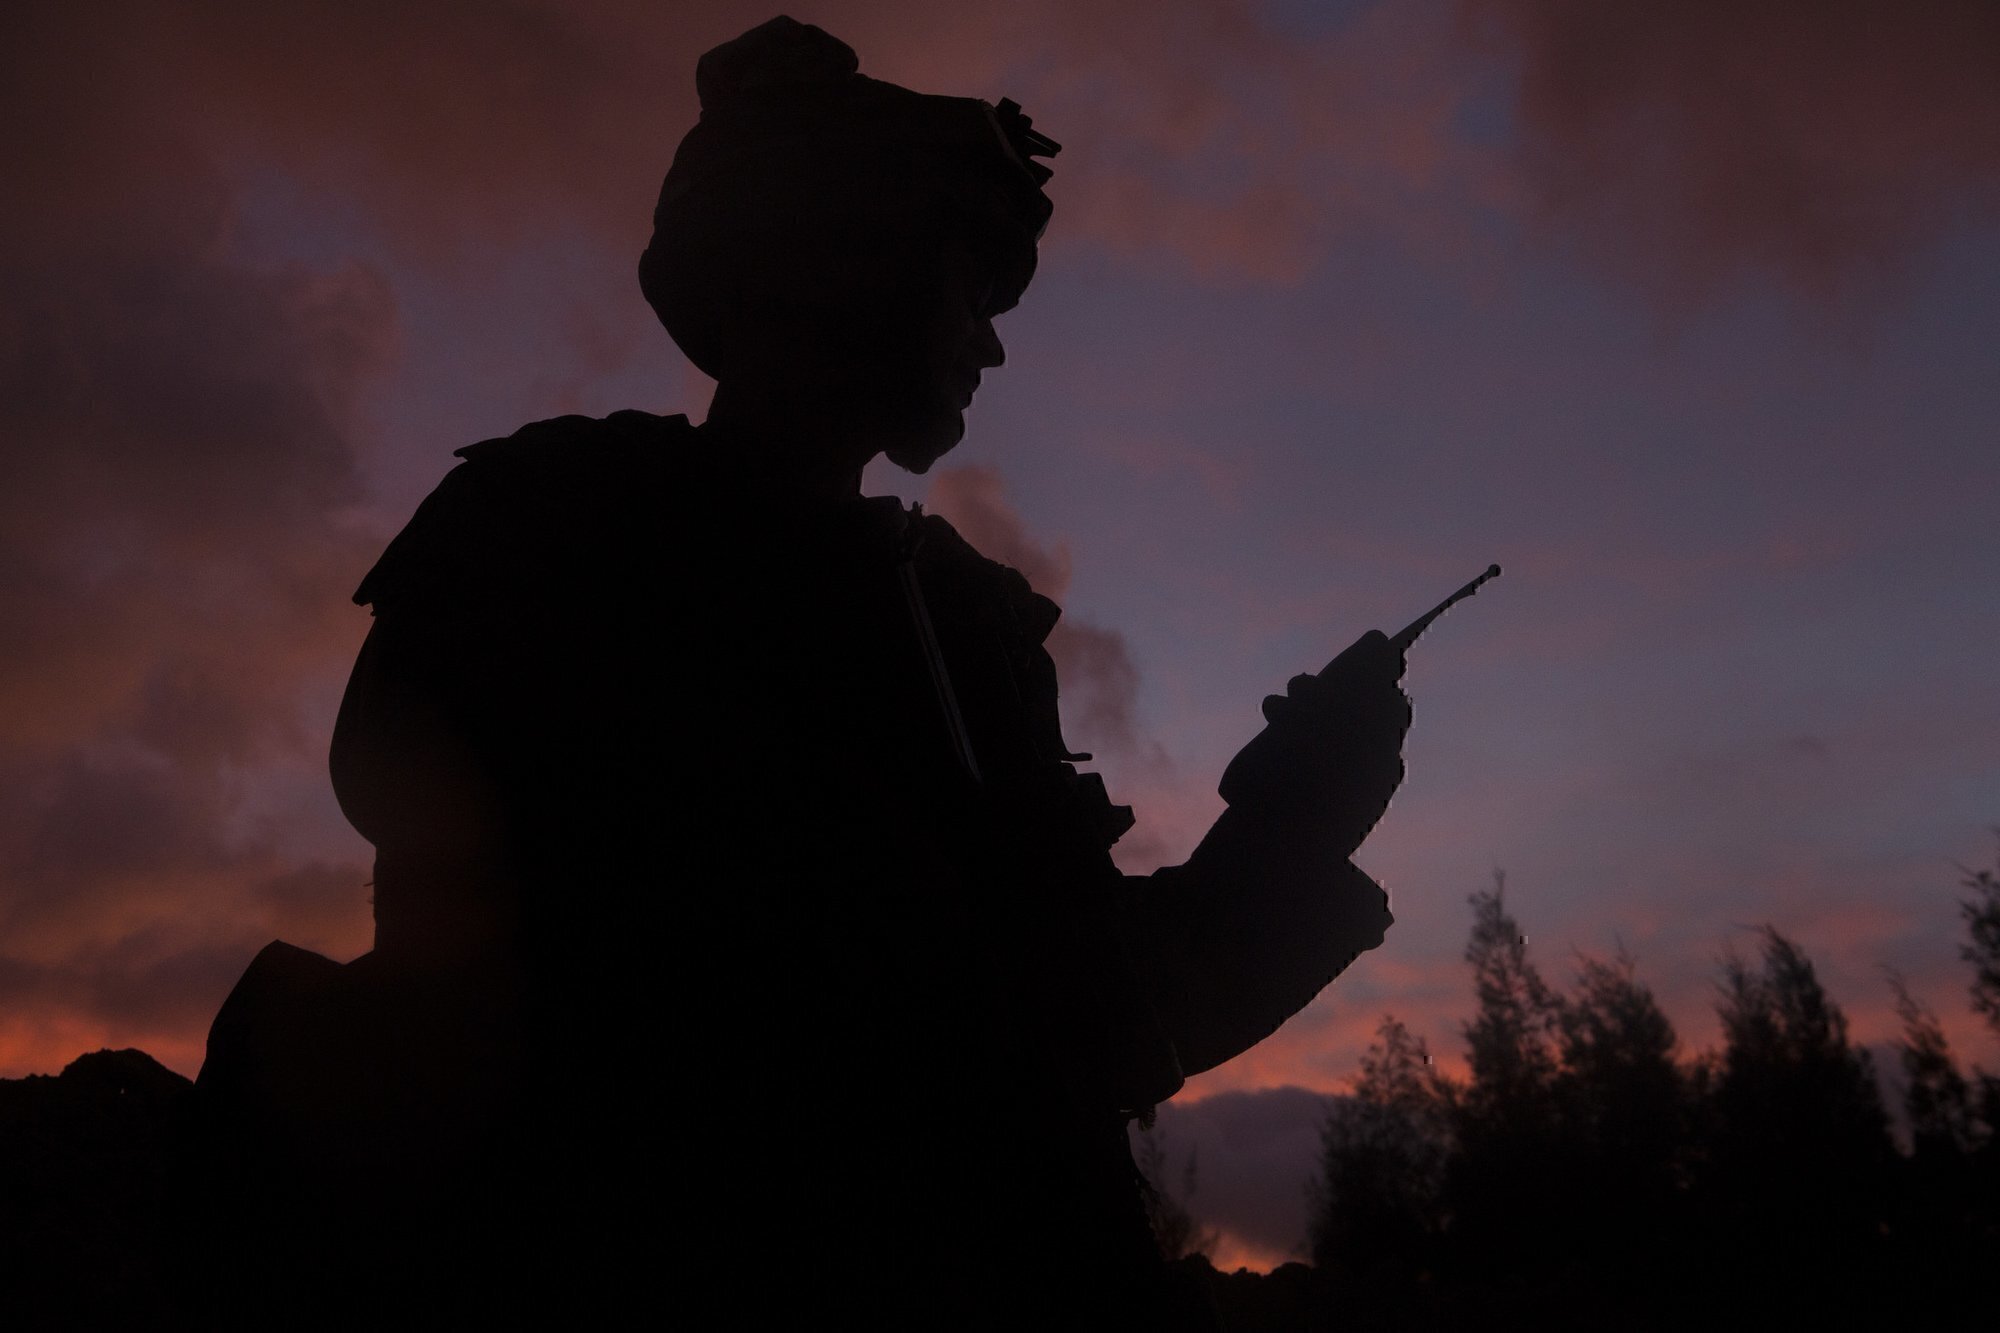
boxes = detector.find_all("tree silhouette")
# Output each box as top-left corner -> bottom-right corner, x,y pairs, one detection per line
1133,1121 -> 1220,1264
1701,926 -> 1896,1317
1880,967 -> 1990,1310
1442,873 -> 1571,1298
1949,835 -> 2000,1241
1309,1015 -> 1451,1328
1557,949 -> 1684,1169
1460,873 -> 1564,1118
1550,947 -> 1691,1311
1887,970 -> 1977,1160
1311,1023 -> 1447,1255
1961,838 -> 2000,1037
1293,858 -> 2000,1330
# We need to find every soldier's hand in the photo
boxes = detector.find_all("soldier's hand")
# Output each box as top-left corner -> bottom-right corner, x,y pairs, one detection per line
1220,631 -> 1411,852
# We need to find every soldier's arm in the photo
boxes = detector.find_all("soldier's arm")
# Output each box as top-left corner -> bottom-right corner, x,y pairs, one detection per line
1127,633 -> 1407,1078
1133,814 -> 1392,1078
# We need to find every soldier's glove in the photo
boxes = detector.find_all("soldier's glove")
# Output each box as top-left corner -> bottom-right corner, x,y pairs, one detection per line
1217,631 -> 1411,858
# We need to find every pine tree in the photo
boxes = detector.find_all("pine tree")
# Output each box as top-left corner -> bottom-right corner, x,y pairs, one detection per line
1955,842 -> 2000,1158
1882,956 -> 1999,1312
1537,948 -> 1696,1326
1132,1122 -> 1219,1264
1703,927 -> 1895,1316
1944,841 -> 2000,1278
1714,929 -> 1885,1122
1558,951 -> 1686,1190
1960,839 -> 2000,1037
1460,872 -> 1563,1123
1886,971 -> 1976,1159
1438,873 -> 1576,1301
1309,1015 -> 1451,1327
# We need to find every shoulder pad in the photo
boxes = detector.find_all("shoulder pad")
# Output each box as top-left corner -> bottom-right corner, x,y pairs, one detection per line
909,506 -> 1062,646
450,409 -> 692,465
354,412 -> 695,608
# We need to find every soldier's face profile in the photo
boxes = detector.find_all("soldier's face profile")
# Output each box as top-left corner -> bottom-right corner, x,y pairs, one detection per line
871,232 -> 1009,474
704,217 -> 1011,474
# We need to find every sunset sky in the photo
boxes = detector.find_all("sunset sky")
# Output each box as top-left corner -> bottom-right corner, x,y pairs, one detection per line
6,1 -> 1999,1270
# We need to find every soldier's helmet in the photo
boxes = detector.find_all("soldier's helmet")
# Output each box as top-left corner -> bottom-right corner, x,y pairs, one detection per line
638,16 -> 1060,383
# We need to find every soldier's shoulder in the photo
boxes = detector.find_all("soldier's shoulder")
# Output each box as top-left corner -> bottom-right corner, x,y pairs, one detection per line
354,411 -> 698,609
909,506 -> 1062,644
450,409 -> 695,469
909,507 -> 1022,592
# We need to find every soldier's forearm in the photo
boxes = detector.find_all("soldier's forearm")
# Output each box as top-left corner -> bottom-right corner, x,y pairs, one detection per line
1136,805 -> 1393,1077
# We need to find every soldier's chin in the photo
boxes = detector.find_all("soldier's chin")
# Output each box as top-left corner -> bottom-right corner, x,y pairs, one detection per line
882,409 -> 967,475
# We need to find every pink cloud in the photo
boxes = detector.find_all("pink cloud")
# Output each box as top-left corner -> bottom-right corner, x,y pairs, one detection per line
0,24 -> 394,1074
924,464 -> 1074,596
927,464 -> 1168,768
10,3 -> 1493,290
1094,431 -> 1247,510
1464,0 -> 2000,309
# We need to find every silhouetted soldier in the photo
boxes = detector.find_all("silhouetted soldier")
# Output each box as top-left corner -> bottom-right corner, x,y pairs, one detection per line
191,16 -> 1406,1327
